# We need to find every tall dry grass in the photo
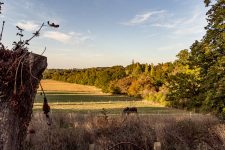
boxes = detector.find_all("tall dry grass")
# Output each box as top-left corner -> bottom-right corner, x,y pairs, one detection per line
23,113 -> 225,150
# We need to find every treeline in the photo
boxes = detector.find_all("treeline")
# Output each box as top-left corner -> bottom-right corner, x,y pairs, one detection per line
44,0 -> 225,118
44,62 -> 174,101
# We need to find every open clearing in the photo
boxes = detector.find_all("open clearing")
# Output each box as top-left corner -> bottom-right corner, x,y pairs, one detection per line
38,79 -> 102,93
35,80 -> 187,114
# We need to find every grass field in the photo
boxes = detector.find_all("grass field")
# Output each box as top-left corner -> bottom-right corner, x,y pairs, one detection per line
29,80 -> 225,149
34,80 -> 187,114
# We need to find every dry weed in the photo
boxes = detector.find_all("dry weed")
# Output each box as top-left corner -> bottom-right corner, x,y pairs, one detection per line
23,113 -> 225,150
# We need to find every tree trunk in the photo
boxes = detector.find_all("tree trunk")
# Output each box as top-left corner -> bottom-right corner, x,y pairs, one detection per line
0,50 -> 47,150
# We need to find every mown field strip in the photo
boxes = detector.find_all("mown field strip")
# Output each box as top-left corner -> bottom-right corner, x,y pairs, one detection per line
34,101 -> 162,107
33,101 -> 186,114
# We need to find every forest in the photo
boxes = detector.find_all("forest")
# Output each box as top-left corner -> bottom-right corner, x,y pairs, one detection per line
44,0 -> 225,119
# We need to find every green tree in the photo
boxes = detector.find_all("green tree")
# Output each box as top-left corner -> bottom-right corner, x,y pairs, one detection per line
167,0 -> 225,117
144,63 -> 149,74
197,0 -> 225,116
132,63 -> 142,77
167,73 -> 200,109
150,63 -> 155,77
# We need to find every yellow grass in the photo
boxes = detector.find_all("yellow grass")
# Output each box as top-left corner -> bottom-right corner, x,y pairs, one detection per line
34,101 -> 162,110
38,79 -> 103,94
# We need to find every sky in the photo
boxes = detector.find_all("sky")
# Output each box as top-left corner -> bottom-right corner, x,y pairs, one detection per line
1,0 -> 208,68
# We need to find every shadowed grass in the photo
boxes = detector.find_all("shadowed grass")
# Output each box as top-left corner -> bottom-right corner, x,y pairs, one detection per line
35,94 -> 141,103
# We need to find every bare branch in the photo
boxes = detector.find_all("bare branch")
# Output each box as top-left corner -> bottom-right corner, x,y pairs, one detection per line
41,47 -> 47,55
22,23 -> 45,47
0,2 -> 4,14
0,21 -> 5,43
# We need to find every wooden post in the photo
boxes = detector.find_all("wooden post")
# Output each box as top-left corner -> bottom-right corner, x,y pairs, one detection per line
0,50 -> 47,150
154,142 -> 161,150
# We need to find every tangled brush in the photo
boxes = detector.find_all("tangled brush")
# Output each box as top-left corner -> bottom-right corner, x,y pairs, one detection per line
0,48 -> 41,118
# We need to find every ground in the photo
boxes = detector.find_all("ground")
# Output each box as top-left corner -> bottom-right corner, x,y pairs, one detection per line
27,80 -> 225,149
34,80 -> 187,114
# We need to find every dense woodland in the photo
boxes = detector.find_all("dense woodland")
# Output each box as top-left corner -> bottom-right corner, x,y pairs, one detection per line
44,0 -> 225,118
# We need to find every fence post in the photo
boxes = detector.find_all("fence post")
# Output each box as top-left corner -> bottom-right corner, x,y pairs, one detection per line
154,142 -> 161,150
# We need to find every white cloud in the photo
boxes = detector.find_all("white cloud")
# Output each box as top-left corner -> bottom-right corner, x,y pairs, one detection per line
122,10 -> 165,26
16,21 -> 39,31
151,8 -> 207,36
69,32 -> 76,36
153,23 -> 176,28
72,32 -> 92,44
43,31 -> 72,43
43,31 -> 92,44
173,12 -> 206,35
182,12 -> 200,25
153,11 -> 201,29
0,15 -> 5,19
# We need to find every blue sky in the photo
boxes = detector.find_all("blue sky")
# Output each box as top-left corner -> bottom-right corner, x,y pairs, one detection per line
1,0 -> 208,68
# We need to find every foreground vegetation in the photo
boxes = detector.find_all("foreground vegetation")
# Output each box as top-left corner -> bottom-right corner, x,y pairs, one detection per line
43,0 -> 225,118
24,113 -> 225,150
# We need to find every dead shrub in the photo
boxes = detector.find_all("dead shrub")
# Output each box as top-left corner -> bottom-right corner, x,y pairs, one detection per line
23,113 -> 225,150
